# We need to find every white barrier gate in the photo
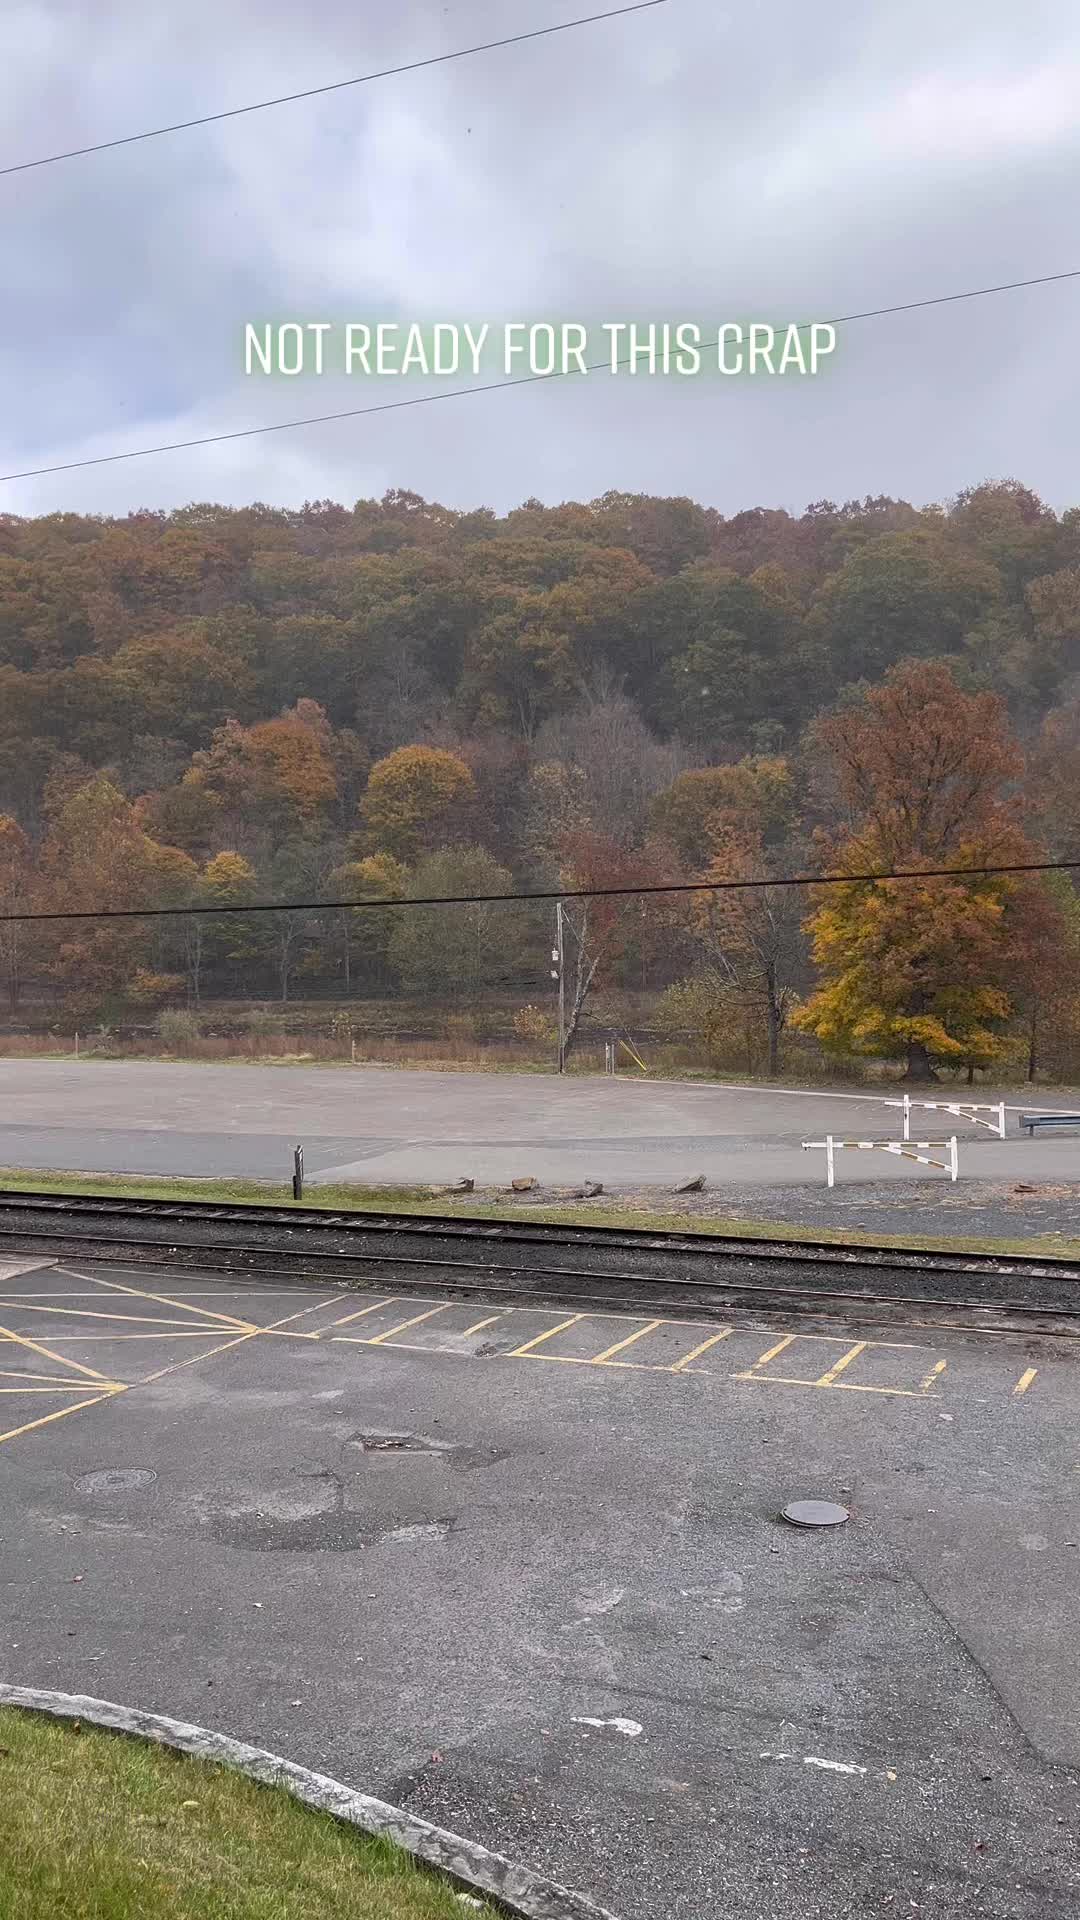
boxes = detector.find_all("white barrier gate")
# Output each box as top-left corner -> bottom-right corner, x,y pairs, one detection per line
885,1096 -> 1005,1141
802,1136 -> 959,1188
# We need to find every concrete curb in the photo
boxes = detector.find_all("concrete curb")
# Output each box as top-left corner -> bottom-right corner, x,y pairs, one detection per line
0,1685 -> 619,1920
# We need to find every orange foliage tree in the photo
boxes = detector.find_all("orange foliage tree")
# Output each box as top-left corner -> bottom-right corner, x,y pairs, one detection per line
794,662 -> 1062,1080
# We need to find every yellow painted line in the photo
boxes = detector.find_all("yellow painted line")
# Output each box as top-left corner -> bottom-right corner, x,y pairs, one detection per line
0,1385 -> 112,1394
920,1359 -> 948,1392
735,1372 -> 936,1397
0,1366 -> 104,1385
138,1329 -> 259,1385
30,1331 -> 235,1340
61,1268 -> 256,1334
815,1342 -> 867,1387
324,1297 -> 395,1330
0,1392 -> 122,1449
745,1333 -> 797,1373
459,1313 -> 507,1338
248,1327 -> 322,1341
0,1318 -> 114,1384
505,1351 -> 668,1373
506,1315 -> 584,1358
590,1319 -> 664,1364
0,1302 -> 233,1329
671,1329 -> 733,1372
1014,1367 -> 1038,1396
366,1305 -> 452,1346
260,1296 -> 344,1331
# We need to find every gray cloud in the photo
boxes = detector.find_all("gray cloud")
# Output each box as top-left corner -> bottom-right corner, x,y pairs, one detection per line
2,0 -> 1078,517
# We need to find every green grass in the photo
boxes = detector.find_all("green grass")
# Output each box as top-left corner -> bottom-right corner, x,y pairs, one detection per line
0,1706 -> 498,1920
3,1165 -> 1079,1259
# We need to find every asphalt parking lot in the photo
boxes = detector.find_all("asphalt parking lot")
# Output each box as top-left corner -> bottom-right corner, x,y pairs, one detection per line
2,1253 -> 1079,1917
2,1058 -> 1079,1191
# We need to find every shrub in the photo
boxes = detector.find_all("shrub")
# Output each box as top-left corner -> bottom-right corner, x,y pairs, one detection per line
513,1003 -> 556,1047
156,1009 -> 202,1053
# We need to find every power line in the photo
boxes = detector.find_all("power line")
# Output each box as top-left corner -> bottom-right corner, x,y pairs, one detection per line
3,267 -> 1077,485
3,857 -> 1077,926
0,2 -> 668,178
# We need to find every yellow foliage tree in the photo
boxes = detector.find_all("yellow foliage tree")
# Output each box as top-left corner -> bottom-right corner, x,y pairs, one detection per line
360,746 -> 475,861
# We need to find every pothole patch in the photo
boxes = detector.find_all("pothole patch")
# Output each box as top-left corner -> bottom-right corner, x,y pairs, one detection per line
208,1510 -> 455,1553
349,1432 -> 450,1457
346,1431 -> 510,1473
379,1521 -> 451,1545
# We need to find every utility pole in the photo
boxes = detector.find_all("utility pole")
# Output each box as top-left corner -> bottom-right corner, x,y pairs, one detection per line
553,902 -> 566,1074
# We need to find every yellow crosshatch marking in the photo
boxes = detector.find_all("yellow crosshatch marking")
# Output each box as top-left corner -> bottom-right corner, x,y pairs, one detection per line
0,1259 -> 1049,1452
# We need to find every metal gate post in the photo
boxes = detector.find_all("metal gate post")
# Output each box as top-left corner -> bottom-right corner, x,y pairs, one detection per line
293,1143 -> 304,1201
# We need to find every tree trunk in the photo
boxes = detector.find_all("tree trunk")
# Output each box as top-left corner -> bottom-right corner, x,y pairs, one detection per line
1027,1002 -> 1039,1082
340,912 -> 351,995
765,959 -> 780,1077
902,1040 -> 937,1083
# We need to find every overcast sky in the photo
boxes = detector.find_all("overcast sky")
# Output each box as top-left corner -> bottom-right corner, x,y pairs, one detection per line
2,0 -> 1078,521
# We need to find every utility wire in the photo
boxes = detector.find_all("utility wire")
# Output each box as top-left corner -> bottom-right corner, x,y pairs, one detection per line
3,857 -> 1078,926
3,267 -> 1077,485
0,2 -> 668,177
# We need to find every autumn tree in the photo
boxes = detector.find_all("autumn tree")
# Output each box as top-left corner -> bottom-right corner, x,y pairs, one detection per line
39,776 -> 197,1020
794,662 -> 1058,1079
0,814 -> 32,1011
360,745 -> 475,861
650,757 -> 794,870
693,822 -> 804,1075
184,851 -> 258,1006
328,852 -> 407,993
555,831 -> 681,1059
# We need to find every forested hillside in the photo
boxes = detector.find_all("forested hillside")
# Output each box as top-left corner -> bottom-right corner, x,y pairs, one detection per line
1,479 -> 1078,1078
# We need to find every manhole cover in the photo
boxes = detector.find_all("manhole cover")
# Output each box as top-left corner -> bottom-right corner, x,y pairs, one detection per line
780,1499 -> 849,1529
75,1468 -> 157,1495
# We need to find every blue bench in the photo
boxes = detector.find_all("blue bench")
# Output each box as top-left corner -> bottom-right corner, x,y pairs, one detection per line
1021,1113 -> 1080,1136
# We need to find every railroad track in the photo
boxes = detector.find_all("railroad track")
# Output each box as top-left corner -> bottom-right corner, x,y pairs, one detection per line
1,1188 -> 1079,1324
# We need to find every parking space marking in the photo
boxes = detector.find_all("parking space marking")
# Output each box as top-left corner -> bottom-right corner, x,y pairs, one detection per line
672,1329 -> 733,1371
507,1314 -> 586,1358
0,1261 -> 1054,1454
325,1298 -> 395,1330
591,1319 -> 665,1364
366,1304 -> 453,1345
815,1342 -> 867,1387
459,1312 -> 507,1337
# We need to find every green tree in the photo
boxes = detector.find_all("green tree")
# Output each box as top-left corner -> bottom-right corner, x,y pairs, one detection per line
387,847 -> 517,998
